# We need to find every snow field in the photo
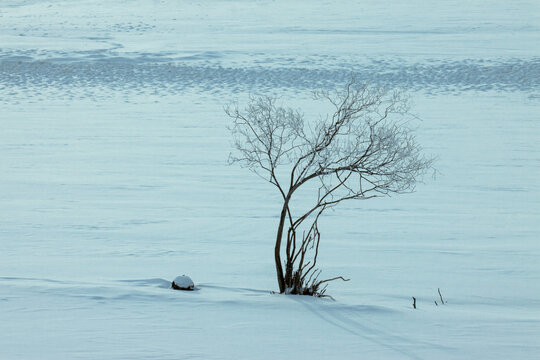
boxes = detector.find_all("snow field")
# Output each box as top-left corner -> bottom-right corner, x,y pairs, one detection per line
1,0 -> 540,359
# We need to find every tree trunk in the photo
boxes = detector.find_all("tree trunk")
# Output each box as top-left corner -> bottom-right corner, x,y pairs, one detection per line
274,200 -> 289,293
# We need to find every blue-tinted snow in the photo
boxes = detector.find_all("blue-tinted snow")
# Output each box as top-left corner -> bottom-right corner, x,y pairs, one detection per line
1,0 -> 539,359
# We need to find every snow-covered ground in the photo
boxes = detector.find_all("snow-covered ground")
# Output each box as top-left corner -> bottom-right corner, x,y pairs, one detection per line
1,1 -> 539,359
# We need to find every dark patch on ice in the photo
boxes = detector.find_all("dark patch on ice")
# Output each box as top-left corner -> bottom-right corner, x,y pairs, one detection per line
0,55 -> 34,62
178,51 -> 223,61
84,36 -> 112,41
1,55 -> 539,103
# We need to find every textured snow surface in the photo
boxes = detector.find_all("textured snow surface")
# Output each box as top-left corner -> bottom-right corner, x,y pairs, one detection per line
1,0 -> 540,359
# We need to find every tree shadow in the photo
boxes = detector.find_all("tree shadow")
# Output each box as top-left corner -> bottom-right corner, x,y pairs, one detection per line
286,295 -> 447,360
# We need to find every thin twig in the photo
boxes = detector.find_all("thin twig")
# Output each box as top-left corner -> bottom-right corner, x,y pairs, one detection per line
438,288 -> 445,305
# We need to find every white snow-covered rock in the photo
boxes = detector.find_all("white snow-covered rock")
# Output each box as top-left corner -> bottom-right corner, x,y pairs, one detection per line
171,275 -> 194,291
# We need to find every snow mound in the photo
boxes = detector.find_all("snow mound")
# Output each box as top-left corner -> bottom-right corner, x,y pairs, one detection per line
172,275 -> 194,291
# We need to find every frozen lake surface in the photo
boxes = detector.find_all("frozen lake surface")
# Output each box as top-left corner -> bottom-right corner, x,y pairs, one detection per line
1,1 -> 540,359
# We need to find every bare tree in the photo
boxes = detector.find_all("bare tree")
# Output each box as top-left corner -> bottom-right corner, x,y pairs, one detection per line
226,80 -> 433,295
